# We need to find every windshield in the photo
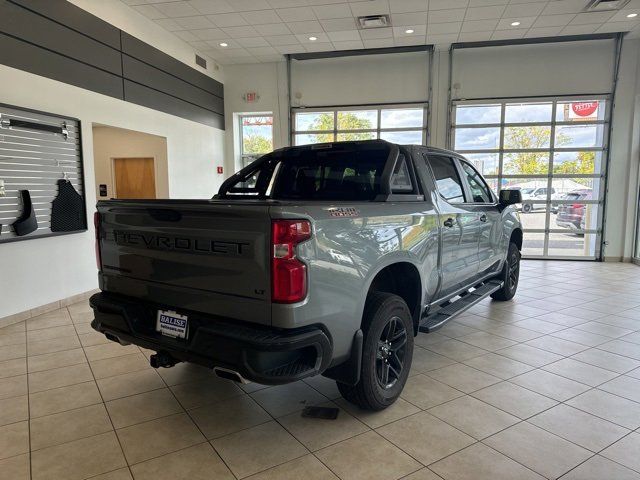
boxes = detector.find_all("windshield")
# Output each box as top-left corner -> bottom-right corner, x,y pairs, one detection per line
520,188 -> 535,194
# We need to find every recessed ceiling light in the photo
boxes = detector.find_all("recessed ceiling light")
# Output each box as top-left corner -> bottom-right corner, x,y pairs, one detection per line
309,36 -> 317,41
219,42 -> 228,47
510,21 -> 521,26
627,12 -> 638,17
405,29 -> 415,34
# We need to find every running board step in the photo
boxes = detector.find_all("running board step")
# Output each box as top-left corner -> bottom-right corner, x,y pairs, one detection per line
418,280 -> 504,333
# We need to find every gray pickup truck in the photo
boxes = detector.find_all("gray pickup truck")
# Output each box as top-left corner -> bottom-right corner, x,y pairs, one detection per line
91,140 -> 523,410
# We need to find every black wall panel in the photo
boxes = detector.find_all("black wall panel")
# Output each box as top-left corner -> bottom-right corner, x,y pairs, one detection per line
121,32 -> 224,99
8,0 -> 121,49
0,32 -> 124,99
122,55 -> 224,114
0,0 -> 122,76
124,80 -> 224,129
0,0 -> 225,129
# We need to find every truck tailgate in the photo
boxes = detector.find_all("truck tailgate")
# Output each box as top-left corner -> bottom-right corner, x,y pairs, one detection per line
97,200 -> 272,325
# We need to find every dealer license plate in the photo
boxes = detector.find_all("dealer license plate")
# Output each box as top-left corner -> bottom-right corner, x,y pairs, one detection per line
156,310 -> 188,339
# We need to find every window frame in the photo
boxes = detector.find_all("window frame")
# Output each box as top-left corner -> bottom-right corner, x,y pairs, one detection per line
291,103 -> 428,147
424,153 -> 468,205
238,113 -> 274,169
456,158 -> 497,205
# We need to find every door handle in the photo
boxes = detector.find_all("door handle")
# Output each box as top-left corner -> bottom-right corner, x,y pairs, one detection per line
479,214 -> 487,222
443,217 -> 455,228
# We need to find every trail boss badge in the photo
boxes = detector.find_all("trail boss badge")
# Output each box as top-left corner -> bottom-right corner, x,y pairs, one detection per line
328,207 -> 359,217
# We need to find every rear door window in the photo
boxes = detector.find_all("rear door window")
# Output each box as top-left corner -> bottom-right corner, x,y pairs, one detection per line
425,155 -> 465,204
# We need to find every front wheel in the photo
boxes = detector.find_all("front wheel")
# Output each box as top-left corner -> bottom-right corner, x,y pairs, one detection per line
522,203 -> 532,213
337,292 -> 414,411
491,242 -> 520,301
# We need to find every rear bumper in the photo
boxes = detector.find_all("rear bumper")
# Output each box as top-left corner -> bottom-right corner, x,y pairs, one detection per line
90,292 -> 332,385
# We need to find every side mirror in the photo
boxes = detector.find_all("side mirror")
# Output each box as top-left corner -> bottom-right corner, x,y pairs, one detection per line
499,189 -> 522,206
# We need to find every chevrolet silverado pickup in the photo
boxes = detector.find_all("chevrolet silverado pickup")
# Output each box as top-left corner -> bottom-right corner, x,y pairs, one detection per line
91,140 -> 523,410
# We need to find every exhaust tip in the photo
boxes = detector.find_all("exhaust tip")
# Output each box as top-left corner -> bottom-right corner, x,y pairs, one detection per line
213,367 -> 249,384
149,352 -> 177,369
104,332 -> 130,346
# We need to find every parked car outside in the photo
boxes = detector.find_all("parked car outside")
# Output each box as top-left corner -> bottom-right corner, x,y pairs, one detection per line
556,189 -> 592,232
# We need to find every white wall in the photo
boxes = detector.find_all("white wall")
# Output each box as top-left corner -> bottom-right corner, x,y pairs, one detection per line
0,64 -> 225,320
68,0 -> 223,83
222,37 -> 640,262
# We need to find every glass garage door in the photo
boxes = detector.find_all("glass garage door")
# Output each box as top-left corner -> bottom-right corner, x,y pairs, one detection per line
451,97 -> 609,259
292,104 -> 428,146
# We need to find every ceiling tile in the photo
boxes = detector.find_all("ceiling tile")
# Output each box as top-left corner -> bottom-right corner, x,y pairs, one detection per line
256,54 -> 285,62
221,47 -> 253,57
254,23 -> 292,35
457,30 -> 492,41
192,28 -> 227,40
427,22 -> 462,34
428,9 -> 466,23
363,38 -> 395,47
392,11 -> 428,25
295,32 -> 331,42
542,0 -> 590,15
426,32 -> 459,43
503,1 -> 546,17
236,36 -> 271,47
320,17 -> 357,31
525,26 -> 564,37
496,16 -> 537,29
359,27 -> 393,39
221,25 -> 260,37
469,0 -> 508,5
173,30 -> 199,41
132,5 -> 166,19
608,9 -> 640,22
392,25 -> 427,36
188,0 -> 235,15
389,0 -> 427,13
561,24 -> 600,34
430,0 -> 468,10
394,35 -> 426,46
491,28 -> 527,40
570,11 -> 615,24
332,39 -> 365,50
173,16 -> 216,29
274,44 -> 305,53
304,41 -> 334,51
349,0 -> 390,16
246,45 -> 278,55
327,29 -> 361,41
465,5 -> 506,20
532,14 -> 576,27
188,40 -> 210,49
276,6 -> 317,21
231,0 -> 272,11
154,18 -> 182,31
596,20 -> 639,32
207,13 -> 248,27
267,0 -> 310,7
265,34 -> 300,45
461,18 -> 499,31
154,1 -> 200,17
288,20 -> 325,33
241,9 -> 282,24
312,3 -> 352,19
206,39 -> 241,48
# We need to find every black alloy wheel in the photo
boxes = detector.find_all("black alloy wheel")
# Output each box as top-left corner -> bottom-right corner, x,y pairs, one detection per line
376,316 -> 407,389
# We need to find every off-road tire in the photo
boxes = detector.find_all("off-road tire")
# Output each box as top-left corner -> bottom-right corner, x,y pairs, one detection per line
491,241 -> 520,301
337,292 -> 413,410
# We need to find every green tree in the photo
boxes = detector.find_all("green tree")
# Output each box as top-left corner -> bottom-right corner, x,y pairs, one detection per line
243,134 -> 272,154
552,151 -> 595,186
309,112 -> 374,142
503,126 -> 554,175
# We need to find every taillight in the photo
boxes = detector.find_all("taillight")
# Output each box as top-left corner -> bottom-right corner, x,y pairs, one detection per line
94,211 -> 102,270
271,219 -> 312,303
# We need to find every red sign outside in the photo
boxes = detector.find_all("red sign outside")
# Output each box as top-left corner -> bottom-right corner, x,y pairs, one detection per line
571,102 -> 598,117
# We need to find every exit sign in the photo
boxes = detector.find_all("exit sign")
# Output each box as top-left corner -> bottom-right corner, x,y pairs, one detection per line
243,92 -> 258,103
217,166 -> 223,174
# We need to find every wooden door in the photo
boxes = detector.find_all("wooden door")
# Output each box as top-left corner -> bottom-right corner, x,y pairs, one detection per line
113,158 -> 156,199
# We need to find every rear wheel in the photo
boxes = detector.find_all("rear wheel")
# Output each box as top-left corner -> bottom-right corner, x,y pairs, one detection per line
491,242 -> 520,301
522,203 -> 532,213
337,292 -> 413,410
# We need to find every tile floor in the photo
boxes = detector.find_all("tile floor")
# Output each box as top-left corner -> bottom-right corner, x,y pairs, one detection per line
1,261 -> 640,480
